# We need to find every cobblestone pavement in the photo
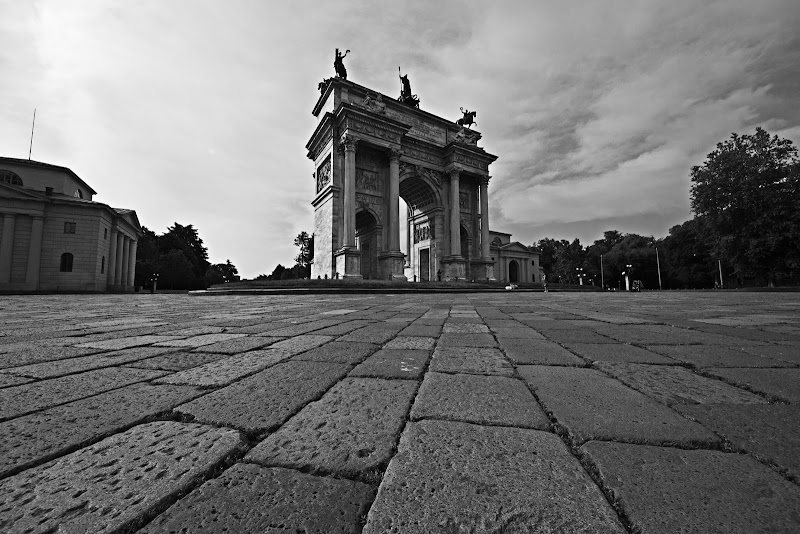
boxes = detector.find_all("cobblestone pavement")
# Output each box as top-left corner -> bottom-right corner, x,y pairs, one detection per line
0,291 -> 799,533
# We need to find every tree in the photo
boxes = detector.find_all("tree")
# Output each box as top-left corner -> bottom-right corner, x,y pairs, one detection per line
293,231 -> 314,278
535,238 -> 568,278
204,259 -> 239,286
690,127 -> 800,285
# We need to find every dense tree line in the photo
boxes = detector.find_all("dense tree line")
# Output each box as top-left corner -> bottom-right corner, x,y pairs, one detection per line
135,223 -> 238,290
536,127 -> 799,288
256,231 -> 314,281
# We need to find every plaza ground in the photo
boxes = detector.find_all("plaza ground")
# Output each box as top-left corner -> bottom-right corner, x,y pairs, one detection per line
0,291 -> 798,533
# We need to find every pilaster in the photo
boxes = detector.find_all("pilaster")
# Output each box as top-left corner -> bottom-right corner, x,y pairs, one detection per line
0,213 -> 16,284
25,216 -> 44,290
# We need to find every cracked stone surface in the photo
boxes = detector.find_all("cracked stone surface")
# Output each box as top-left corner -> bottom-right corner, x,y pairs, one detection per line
139,464 -> 375,533
429,346 -> 515,376
565,342 -> 677,364
383,335 -> 436,350
126,350 -> 233,371
646,344 -> 791,367
0,383 -> 203,478
704,367 -> 800,402
154,349 -> 291,387
410,372 -> 550,428
519,365 -> 718,444
596,362 -> 768,405
363,420 -> 626,533
499,338 -> 585,365
349,348 -> 430,379
175,361 -> 350,433
247,378 -> 417,478
292,341 -> 380,365
582,440 -> 800,533
0,367 -> 167,421
0,421 -> 244,534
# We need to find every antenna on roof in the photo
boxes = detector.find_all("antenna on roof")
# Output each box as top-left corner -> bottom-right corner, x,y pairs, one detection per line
28,108 -> 36,160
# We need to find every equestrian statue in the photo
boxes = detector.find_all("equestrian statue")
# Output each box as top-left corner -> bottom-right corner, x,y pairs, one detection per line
398,67 -> 420,108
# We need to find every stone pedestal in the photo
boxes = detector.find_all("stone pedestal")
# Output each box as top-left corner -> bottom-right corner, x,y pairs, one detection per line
378,251 -> 407,281
334,248 -> 362,279
441,256 -> 466,281
472,259 -> 495,281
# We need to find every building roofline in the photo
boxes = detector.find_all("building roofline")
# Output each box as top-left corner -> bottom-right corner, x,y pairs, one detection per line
0,157 -> 98,195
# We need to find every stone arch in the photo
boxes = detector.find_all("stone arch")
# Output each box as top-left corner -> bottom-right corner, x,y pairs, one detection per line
355,208 -> 380,280
399,170 -> 442,214
509,259 -> 519,284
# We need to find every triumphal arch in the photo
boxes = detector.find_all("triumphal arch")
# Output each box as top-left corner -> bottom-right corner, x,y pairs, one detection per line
307,70 -> 498,281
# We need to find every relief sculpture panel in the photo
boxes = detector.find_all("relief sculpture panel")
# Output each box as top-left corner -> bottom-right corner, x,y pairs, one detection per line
413,223 -> 434,243
316,158 -> 331,193
356,168 -> 380,193
459,191 -> 470,211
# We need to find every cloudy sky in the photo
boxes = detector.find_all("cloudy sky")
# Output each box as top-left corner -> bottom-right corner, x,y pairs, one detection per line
2,0 -> 798,277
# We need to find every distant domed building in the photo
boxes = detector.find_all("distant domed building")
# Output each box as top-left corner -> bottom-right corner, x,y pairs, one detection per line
0,157 -> 142,292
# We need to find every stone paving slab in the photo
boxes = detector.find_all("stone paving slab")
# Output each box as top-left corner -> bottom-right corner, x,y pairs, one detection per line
0,344 -> 103,369
741,344 -> 800,365
0,374 -> 32,388
429,347 -> 515,376
442,323 -> 490,333
519,365 -> 718,445
675,403 -> 800,478
292,340 -> 380,365
154,350 -> 292,388
338,324 -> 406,344
176,361 -> 350,433
153,332 -> 248,347
313,319 -> 373,335
140,464 -> 375,533
383,335 -> 436,350
76,334 -> 184,350
410,372 -> 550,429
363,420 -> 626,533
191,335 -> 279,354
596,362 -> 768,405
0,367 -> 167,421
646,344 -> 792,368
0,421 -> 244,534
0,346 -> 176,379
705,367 -> 800,403
126,350 -> 234,371
565,342 -> 677,364
349,348 -> 430,380
582,440 -> 800,534
0,383 -> 203,478
498,338 -> 585,365
265,333 -> 335,355
536,328 -> 618,344
397,323 -> 442,337
436,333 -> 497,347
247,378 -> 417,478
592,324 -> 726,345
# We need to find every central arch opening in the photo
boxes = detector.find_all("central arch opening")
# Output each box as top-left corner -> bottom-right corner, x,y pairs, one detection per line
355,209 -> 378,280
399,175 -> 438,282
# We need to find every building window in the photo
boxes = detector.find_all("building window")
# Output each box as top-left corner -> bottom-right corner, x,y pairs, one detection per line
0,170 -> 23,186
60,253 -> 74,272
64,222 -> 76,234
101,256 -> 105,274
104,228 -> 107,239
74,189 -> 83,199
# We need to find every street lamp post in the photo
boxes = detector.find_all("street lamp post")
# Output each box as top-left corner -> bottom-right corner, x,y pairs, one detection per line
623,264 -> 632,291
575,267 -> 584,285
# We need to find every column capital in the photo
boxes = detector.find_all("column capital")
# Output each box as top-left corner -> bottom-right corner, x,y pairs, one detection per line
448,168 -> 461,181
340,134 -> 359,153
479,175 -> 491,187
389,148 -> 402,162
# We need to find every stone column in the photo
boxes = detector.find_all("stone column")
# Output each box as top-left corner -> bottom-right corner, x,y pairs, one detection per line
449,170 -> 461,257
107,228 -> 118,287
0,214 -> 16,283
480,178 -> 490,259
388,149 -> 401,251
114,232 -> 124,286
120,236 -> 130,290
342,135 -> 358,248
25,216 -> 44,289
127,240 -> 137,288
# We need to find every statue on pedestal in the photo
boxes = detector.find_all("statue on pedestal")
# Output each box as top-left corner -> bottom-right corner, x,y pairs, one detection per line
334,48 -> 350,79
398,67 -> 420,108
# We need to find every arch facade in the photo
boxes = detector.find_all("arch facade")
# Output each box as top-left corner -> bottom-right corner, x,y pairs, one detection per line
307,77 -> 498,281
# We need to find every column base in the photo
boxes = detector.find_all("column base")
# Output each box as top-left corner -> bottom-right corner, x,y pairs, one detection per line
472,259 -> 495,281
378,251 -> 407,281
440,256 -> 467,281
334,247 -> 362,279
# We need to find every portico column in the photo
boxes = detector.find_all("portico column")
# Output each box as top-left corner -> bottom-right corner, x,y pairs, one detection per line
449,170 -> 461,257
114,232 -> 124,285
25,216 -> 44,289
120,236 -> 130,289
480,178 -> 490,259
342,135 -> 358,248
107,228 -> 118,287
127,240 -> 137,288
0,214 -> 16,283
388,149 -> 401,251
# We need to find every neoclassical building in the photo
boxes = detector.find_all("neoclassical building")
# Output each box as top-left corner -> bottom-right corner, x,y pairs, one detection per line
0,157 -> 141,292
308,77 -> 501,281
489,231 -> 542,284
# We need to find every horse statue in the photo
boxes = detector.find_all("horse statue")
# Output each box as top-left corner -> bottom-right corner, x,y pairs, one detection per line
334,48 -> 350,79
457,107 -> 477,128
398,67 -> 420,108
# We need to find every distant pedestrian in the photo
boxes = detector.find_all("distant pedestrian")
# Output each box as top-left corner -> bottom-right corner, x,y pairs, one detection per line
437,269 -> 442,281
542,274 -> 548,293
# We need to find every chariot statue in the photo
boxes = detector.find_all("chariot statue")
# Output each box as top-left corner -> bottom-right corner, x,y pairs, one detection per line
398,67 -> 420,108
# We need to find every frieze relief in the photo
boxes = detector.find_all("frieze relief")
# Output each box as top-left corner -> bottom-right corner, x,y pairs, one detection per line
356,192 -> 383,209
348,118 -> 400,144
454,153 -> 488,171
413,223 -> 433,243
402,144 -> 444,167
315,158 -> 331,193
356,168 -> 380,192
